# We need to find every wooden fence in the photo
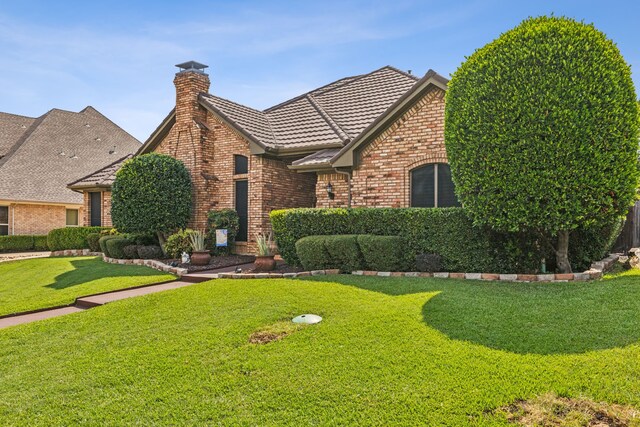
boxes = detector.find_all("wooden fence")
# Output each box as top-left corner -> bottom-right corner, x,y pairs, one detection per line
612,201 -> 640,253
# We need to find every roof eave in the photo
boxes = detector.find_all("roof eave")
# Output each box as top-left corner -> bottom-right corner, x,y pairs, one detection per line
331,70 -> 448,168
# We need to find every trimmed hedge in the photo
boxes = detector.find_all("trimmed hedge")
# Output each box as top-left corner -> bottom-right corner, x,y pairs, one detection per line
138,245 -> 163,260
357,235 -> 403,272
324,235 -> 364,272
272,208 -> 620,273
86,233 -> 102,252
99,235 -> 121,257
47,226 -> 110,251
123,245 -> 141,259
105,238 -> 133,259
0,235 -> 48,252
295,236 -> 332,271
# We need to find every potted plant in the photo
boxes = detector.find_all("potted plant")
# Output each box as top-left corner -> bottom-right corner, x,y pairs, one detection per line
255,232 -> 276,271
189,230 -> 211,266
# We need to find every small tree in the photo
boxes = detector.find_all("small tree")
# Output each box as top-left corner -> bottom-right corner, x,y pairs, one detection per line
445,16 -> 639,273
111,153 -> 192,252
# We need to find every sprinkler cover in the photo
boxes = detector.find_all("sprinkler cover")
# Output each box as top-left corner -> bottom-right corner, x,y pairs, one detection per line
292,314 -> 322,324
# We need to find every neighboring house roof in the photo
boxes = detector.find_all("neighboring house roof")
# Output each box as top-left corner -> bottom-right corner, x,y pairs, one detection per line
68,154 -> 134,190
0,107 -> 140,205
140,66 -> 426,156
0,112 -> 36,158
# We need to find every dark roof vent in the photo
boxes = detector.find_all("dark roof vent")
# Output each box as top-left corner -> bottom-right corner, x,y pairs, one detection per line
175,61 -> 209,74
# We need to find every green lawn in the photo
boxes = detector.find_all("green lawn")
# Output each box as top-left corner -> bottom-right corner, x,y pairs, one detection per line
0,257 -> 175,316
1,272 -> 640,425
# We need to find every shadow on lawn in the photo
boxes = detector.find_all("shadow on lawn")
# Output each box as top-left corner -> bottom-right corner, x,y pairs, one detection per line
46,257 -> 167,290
303,274 -> 640,355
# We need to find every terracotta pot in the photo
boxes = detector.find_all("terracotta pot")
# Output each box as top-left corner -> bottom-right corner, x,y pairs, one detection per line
254,255 -> 276,272
190,251 -> 211,266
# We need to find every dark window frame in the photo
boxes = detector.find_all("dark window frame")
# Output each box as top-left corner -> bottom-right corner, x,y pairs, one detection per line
0,206 -> 8,236
410,163 -> 460,208
234,154 -> 248,175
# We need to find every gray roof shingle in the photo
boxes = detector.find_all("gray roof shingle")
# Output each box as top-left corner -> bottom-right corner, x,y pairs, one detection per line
0,107 -> 140,204
0,112 -> 36,158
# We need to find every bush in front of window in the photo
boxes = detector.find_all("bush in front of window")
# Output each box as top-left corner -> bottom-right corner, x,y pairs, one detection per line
47,226 -> 110,251
0,235 -> 48,252
272,208 -> 620,273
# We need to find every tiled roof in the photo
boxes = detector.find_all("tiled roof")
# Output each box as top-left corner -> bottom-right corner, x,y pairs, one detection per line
0,107 -> 140,204
0,112 -> 36,158
200,66 -> 420,152
68,154 -> 133,189
291,148 -> 341,168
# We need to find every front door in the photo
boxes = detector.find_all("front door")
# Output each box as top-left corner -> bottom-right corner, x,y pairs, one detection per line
89,192 -> 102,226
235,180 -> 248,242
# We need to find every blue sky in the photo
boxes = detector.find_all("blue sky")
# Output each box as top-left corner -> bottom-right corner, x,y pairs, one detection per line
0,0 -> 638,141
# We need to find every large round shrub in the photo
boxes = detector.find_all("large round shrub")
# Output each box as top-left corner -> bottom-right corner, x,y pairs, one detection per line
111,154 -> 192,248
445,16 -> 639,272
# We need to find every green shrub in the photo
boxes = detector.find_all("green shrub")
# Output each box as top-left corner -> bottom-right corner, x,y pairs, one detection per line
445,16 -> 639,272
206,209 -> 240,255
105,238 -> 133,259
137,245 -> 163,260
47,226 -> 109,251
0,235 -> 37,252
123,245 -> 140,259
99,235 -> 121,257
295,236 -> 332,271
128,233 -> 158,246
416,253 -> 442,273
111,153 -> 192,238
323,235 -> 364,272
164,229 -> 195,258
272,208 -> 616,273
357,235 -> 404,272
86,233 -> 101,252
33,235 -> 49,251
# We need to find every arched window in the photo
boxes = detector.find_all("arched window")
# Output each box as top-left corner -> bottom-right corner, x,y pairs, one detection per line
234,154 -> 248,175
410,163 -> 460,207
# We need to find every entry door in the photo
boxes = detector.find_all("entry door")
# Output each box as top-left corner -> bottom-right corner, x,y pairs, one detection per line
89,192 -> 102,226
235,180 -> 248,242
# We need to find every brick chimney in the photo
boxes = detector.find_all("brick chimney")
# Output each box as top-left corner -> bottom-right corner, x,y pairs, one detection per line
174,61 -> 210,125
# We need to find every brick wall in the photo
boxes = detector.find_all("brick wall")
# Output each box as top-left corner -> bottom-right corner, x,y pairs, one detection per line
316,173 -> 349,208
315,87 -> 447,208
10,203 -> 82,235
154,70 -> 316,254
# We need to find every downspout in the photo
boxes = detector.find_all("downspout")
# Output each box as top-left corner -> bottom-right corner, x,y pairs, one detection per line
335,169 -> 352,208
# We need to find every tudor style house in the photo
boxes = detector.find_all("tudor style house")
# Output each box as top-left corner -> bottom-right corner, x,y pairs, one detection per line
0,107 -> 140,235
70,61 -> 456,253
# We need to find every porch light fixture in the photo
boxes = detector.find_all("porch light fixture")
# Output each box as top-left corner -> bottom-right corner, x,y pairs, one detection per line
326,182 -> 335,200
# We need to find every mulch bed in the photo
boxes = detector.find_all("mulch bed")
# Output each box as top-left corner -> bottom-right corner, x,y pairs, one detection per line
161,255 -> 255,273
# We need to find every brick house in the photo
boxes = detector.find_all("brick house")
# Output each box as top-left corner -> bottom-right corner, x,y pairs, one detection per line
70,61 -> 456,253
0,107 -> 140,236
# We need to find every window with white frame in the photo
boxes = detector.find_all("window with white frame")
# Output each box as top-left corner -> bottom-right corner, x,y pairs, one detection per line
410,163 -> 460,208
66,209 -> 79,227
0,206 -> 8,235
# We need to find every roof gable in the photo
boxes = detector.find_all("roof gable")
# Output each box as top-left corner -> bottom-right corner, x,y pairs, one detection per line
0,112 -> 37,158
0,107 -> 140,204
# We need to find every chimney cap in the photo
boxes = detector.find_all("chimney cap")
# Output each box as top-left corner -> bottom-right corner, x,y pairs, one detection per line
175,61 -> 209,74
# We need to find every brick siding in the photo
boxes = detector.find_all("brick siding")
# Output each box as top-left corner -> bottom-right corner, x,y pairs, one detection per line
315,87 -> 447,208
81,190 -> 112,227
9,203 -> 83,235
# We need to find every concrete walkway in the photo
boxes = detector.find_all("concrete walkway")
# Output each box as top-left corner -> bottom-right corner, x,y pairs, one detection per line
0,251 -> 51,263
0,261 -> 257,330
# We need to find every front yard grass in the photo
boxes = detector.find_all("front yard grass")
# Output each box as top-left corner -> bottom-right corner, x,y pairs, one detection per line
0,256 -> 175,316
0,272 -> 639,425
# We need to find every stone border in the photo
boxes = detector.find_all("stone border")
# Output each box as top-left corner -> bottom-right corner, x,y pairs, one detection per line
352,254 -> 619,282
50,250 -> 188,276
50,250 -> 619,283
